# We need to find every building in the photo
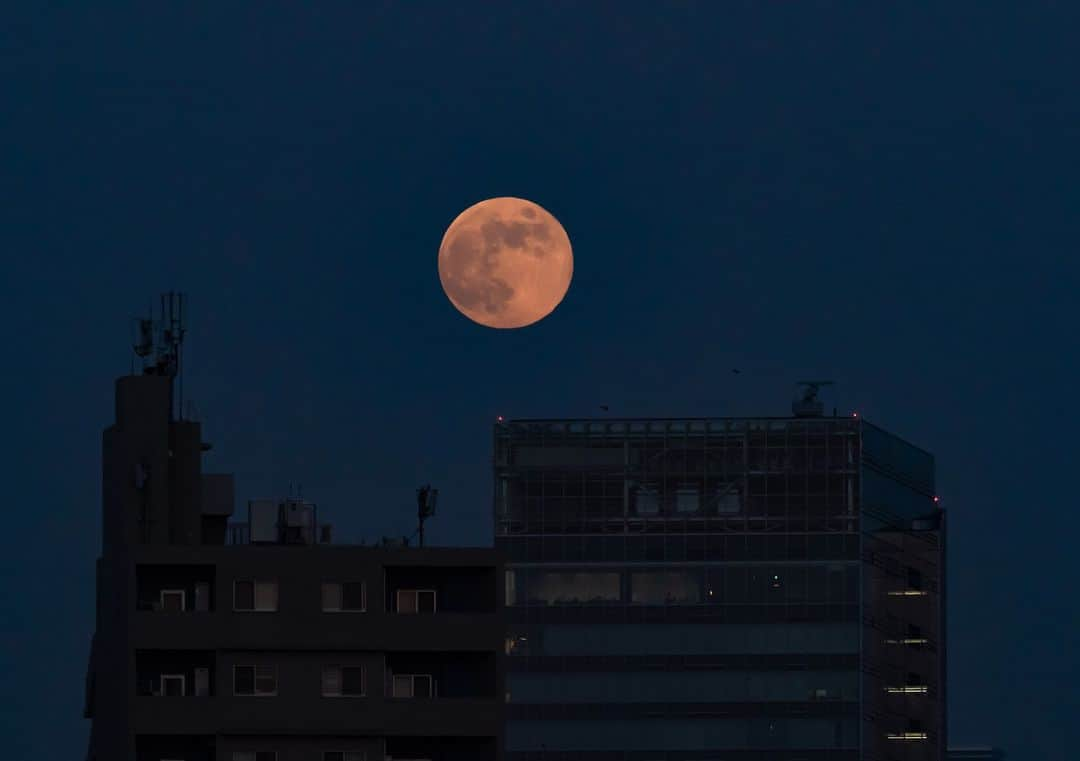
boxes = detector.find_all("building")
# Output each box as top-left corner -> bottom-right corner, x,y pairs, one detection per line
84,320 -> 505,761
948,749 -> 1004,760
494,401 -> 945,760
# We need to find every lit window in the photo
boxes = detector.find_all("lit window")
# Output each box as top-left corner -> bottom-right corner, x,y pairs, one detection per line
234,580 -> 278,611
630,571 -> 701,605
396,589 -> 436,614
322,582 -> 366,612
233,665 -> 277,696
322,665 -> 365,697
525,572 -> 621,605
392,674 -> 434,698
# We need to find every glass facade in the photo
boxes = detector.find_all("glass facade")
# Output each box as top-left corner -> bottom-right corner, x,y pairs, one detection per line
494,417 -> 944,761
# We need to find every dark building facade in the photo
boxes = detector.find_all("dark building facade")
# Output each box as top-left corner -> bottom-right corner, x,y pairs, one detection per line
494,413 -> 945,760
85,372 -> 505,761
947,749 -> 1004,760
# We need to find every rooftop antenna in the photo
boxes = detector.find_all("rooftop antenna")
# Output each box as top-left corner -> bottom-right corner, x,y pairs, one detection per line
793,380 -> 834,417
132,311 -> 154,372
129,292 -> 187,420
416,484 -> 438,548
159,292 -> 186,420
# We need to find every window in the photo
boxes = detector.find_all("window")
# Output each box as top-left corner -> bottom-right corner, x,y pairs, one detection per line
396,589 -> 436,614
630,571 -> 701,605
234,665 -> 277,696
234,580 -> 278,612
324,752 -> 365,761
392,673 -> 434,698
322,582 -> 366,612
322,665 -> 365,697
523,572 -> 620,606
194,582 -> 210,612
160,674 -> 185,697
675,484 -> 700,513
159,589 -> 185,612
233,753 -> 277,761
194,667 -> 210,697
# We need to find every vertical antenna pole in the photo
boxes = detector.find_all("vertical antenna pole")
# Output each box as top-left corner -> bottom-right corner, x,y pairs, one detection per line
178,293 -> 185,420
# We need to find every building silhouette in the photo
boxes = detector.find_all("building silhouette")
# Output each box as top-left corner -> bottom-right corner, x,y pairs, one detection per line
494,403 -> 945,759
84,319 -> 504,761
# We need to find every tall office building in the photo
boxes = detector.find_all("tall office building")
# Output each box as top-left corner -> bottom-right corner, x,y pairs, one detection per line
85,307 -> 504,761
494,399 -> 945,759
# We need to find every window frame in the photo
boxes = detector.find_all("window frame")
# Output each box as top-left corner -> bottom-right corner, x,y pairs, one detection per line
159,673 -> 186,697
233,579 -> 278,612
323,751 -> 366,761
391,673 -> 434,698
233,664 -> 278,697
322,664 -> 366,697
396,588 -> 437,614
322,581 -> 367,613
159,588 -> 186,612
194,666 -> 210,697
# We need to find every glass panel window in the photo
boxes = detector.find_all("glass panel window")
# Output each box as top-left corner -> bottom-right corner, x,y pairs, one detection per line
255,665 -> 276,694
322,582 -> 343,611
159,589 -> 185,612
160,674 -> 185,697
524,572 -> 621,605
322,666 -> 341,696
194,667 -> 210,697
397,589 -> 437,614
254,581 -> 278,611
630,571 -> 702,605
342,666 -> 365,695
234,665 -> 277,696
676,485 -> 700,513
342,582 -> 365,611
323,582 -> 366,612
234,581 -> 254,610
323,666 -> 364,696
392,673 -> 434,698
234,665 -> 254,694
235,580 -> 277,612
324,753 -> 365,761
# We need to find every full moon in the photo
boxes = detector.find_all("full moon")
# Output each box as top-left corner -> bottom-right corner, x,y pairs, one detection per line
438,197 -> 573,329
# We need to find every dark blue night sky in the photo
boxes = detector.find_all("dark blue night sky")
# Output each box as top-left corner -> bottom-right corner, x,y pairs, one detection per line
2,4 -> 1077,759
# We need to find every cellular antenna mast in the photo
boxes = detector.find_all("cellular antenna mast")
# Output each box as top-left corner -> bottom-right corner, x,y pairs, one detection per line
416,485 -> 438,548
130,292 -> 188,420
